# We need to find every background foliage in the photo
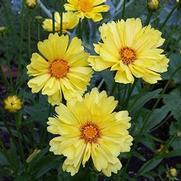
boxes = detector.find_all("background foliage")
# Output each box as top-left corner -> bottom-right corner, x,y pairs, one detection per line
0,0 -> 181,180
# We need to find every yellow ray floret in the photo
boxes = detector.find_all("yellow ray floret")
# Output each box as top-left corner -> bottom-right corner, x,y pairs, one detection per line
42,12 -> 79,33
4,95 -> 22,113
88,18 -> 169,84
27,33 -> 92,105
47,88 -> 133,176
64,0 -> 109,22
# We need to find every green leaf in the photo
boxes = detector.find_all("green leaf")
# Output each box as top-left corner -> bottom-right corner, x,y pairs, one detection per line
132,151 -> 146,161
100,70 -> 114,93
157,149 -> 181,158
129,89 -> 162,114
163,53 -> 181,83
163,88 -> 181,121
0,150 -> 9,166
32,154 -> 60,179
146,105 -> 170,130
137,157 -> 162,175
138,134 -> 156,151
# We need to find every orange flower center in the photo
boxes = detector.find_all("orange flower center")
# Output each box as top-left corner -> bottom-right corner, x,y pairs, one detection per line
79,0 -> 93,12
50,60 -> 69,79
119,47 -> 136,65
80,123 -> 100,143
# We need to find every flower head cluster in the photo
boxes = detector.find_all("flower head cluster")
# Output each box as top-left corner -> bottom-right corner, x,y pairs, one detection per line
4,95 -> 23,113
47,88 -> 133,176
26,0 -> 169,176
89,18 -> 169,84
64,0 -> 110,22
27,33 -> 92,105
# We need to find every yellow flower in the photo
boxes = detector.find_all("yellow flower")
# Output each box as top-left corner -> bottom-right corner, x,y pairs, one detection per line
47,88 -> 133,176
64,0 -> 109,22
148,0 -> 159,11
27,33 -> 92,105
89,18 -> 169,84
42,12 -> 79,33
4,95 -> 23,113
25,0 -> 37,8
167,168 -> 177,178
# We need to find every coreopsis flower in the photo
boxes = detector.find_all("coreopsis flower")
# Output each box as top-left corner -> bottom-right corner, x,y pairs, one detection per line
47,88 -> 133,176
4,95 -> 23,113
64,0 -> 109,22
25,0 -> 37,8
27,33 -> 92,105
147,0 -> 159,11
89,18 -> 169,84
42,12 -> 79,33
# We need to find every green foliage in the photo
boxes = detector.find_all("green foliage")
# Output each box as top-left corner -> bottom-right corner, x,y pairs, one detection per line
0,0 -> 181,180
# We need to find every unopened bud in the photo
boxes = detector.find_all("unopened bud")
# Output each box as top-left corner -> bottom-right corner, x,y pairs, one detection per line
148,0 -> 159,11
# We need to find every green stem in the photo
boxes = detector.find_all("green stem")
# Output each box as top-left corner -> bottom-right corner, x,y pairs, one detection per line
0,111 -> 16,147
160,4 -> 177,30
124,79 -> 137,108
0,64 -> 10,88
60,12 -> 63,35
37,0 -> 52,18
97,79 -> 104,90
122,0 -> 126,19
60,0 -> 64,35
37,23 -> 40,41
52,11 -> 55,33
28,16 -> 32,58
145,10 -> 152,25
17,4 -> 24,86
15,113 -> 25,162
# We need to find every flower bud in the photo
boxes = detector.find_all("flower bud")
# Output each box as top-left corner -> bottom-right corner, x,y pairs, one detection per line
25,0 -> 37,9
147,0 -> 159,11
0,26 -> 7,33
167,168 -> 177,178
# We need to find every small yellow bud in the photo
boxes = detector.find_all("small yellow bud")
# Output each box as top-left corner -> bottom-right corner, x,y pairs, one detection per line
167,168 -> 177,178
4,95 -> 23,113
26,149 -> 41,163
0,26 -> 7,33
156,144 -> 169,153
148,0 -> 159,11
25,0 -> 37,9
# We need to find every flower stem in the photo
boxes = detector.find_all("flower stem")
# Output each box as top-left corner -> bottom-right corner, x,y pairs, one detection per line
145,10 -> 152,25
97,79 -> 104,90
0,64 -> 10,88
124,79 -> 137,108
15,113 -> 25,163
60,0 -> 64,35
37,0 -> 52,18
52,11 -> 55,34
160,4 -> 177,30
122,0 -> 127,19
